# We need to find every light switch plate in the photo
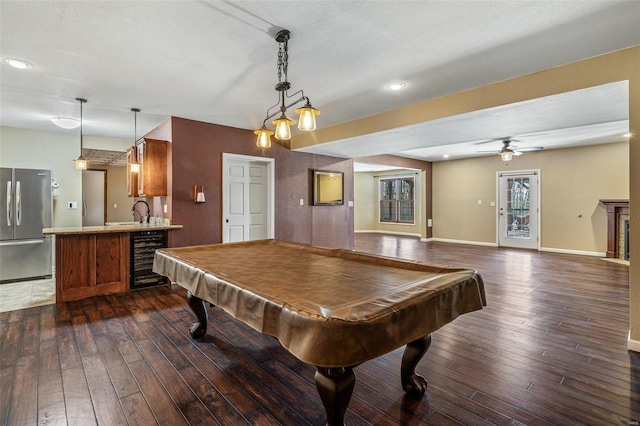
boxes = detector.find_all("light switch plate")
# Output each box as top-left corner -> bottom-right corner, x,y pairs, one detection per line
68,201 -> 77,209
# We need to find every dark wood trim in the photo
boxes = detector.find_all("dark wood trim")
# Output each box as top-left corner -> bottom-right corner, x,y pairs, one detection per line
600,199 -> 629,258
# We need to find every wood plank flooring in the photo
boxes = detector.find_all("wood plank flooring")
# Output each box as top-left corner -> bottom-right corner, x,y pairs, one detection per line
1,233 -> 638,425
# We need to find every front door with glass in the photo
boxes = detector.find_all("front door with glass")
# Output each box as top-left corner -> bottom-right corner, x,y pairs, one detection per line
498,171 -> 539,249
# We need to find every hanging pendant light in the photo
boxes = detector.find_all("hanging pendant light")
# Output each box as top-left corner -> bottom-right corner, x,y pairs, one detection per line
272,114 -> 294,140
254,125 -> 274,148
130,108 -> 141,173
74,98 -> 88,170
255,29 -> 320,147
295,100 -> 320,131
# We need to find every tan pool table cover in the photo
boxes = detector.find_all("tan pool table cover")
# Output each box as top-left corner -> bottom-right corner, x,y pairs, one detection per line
154,239 -> 486,367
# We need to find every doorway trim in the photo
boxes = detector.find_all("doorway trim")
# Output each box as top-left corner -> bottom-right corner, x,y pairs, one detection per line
222,153 -> 275,242
496,169 -> 541,249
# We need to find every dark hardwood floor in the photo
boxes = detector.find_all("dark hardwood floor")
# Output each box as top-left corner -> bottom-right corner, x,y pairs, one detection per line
1,234 -> 637,425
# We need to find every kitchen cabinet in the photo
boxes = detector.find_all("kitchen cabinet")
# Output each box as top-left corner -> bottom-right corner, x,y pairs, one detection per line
137,138 -> 168,197
55,233 -> 129,302
45,224 -> 183,303
126,146 -> 139,197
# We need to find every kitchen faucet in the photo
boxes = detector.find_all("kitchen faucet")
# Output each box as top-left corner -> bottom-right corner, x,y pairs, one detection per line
131,200 -> 150,223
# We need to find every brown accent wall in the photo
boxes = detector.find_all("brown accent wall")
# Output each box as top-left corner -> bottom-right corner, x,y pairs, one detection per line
145,117 -> 354,250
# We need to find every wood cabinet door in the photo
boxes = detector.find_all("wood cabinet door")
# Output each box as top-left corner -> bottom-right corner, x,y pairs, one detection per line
95,233 -> 129,286
137,139 -> 168,197
57,234 -> 95,291
55,233 -> 130,302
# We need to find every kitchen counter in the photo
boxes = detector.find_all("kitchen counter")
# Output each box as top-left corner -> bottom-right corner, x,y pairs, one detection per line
43,223 -> 183,235
46,223 -> 182,303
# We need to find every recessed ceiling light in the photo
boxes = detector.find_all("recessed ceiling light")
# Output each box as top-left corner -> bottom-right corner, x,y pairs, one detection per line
50,116 -> 81,129
386,81 -> 406,90
443,154 -> 450,159
3,58 -> 34,69
623,133 -> 632,138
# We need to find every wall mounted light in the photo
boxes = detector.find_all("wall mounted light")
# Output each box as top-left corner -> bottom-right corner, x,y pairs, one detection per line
129,108 -> 141,173
74,98 -> 88,170
194,185 -> 206,203
254,29 -> 320,147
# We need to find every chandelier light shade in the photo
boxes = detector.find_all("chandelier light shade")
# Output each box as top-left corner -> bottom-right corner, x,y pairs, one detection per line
130,108 -> 141,173
273,115 -> 294,140
254,125 -> 274,148
501,151 -> 513,162
255,29 -> 320,147
295,101 -> 320,131
74,98 -> 88,170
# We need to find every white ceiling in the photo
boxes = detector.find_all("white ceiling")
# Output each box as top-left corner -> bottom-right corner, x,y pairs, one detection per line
1,1 -> 638,165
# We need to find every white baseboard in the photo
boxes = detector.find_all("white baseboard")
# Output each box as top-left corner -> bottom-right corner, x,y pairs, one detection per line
539,247 -> 606,257
628,338 -> 640,353
355,230 -> 423,238
359,233 -> 608,257
427,238 -> 499,247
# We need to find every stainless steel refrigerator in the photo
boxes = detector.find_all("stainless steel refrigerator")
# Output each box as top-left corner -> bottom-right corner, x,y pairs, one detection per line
0,168 -> 53,283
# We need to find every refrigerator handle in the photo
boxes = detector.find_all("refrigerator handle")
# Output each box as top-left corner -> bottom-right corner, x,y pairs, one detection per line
5,180 -> 11,226
15,180 -> 21,226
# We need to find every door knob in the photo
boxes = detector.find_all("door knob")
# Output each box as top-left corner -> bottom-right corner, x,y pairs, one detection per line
225,219 -> 229,223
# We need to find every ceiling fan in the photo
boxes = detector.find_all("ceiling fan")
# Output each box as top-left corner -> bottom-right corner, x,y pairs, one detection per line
477,137 -> 544,161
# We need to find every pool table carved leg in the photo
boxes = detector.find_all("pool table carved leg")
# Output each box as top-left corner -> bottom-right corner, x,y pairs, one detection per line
186,291 -> 208,339
315,366 -> 355,426
401,333 -> 432,397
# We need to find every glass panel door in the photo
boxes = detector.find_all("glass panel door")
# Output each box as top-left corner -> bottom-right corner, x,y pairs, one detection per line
498,171 -> 539,249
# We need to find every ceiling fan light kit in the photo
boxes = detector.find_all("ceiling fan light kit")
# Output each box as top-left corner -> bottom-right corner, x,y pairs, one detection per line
477,136 -> 544,161
255,29 -> 320,148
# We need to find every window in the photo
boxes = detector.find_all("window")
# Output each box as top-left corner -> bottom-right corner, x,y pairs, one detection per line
379,176 -> 415,224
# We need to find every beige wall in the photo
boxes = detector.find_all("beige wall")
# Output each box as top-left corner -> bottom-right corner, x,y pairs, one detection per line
0,126 -> 131,227
432,141 -> 628,253
354,169 -> 425,237
104,166 -> 134,222
295,46 -> 640,348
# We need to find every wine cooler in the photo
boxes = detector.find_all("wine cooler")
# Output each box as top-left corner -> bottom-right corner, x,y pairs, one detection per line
130,230 -> 168,289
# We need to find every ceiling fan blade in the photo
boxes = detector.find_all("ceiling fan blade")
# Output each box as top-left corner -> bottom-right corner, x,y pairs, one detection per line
512,150 -> 524,156
474,138 -> 503,145
518,146 -> 544,152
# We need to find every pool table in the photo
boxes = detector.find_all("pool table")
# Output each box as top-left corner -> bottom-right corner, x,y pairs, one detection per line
153,239 -> 486,425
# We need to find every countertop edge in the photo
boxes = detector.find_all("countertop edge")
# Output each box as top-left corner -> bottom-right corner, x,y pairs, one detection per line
43,224 -> 183,235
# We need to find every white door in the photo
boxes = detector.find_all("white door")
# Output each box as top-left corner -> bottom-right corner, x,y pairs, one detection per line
222,155 -> 274,243
498,171 -> 539,249
82,170 -> 105,226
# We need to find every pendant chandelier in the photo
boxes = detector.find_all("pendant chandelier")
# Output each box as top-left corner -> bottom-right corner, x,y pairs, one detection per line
74,98 -> 88,170
254,29 -> 320,148
130,108 -> 141,173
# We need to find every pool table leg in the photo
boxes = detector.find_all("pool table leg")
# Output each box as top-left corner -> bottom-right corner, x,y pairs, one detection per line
315,366 -> 355,426
401,333 -> 432,397
186,291 -> 208,339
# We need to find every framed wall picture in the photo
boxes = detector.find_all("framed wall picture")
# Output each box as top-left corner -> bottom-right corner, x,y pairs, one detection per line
313,170 -> 344,206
